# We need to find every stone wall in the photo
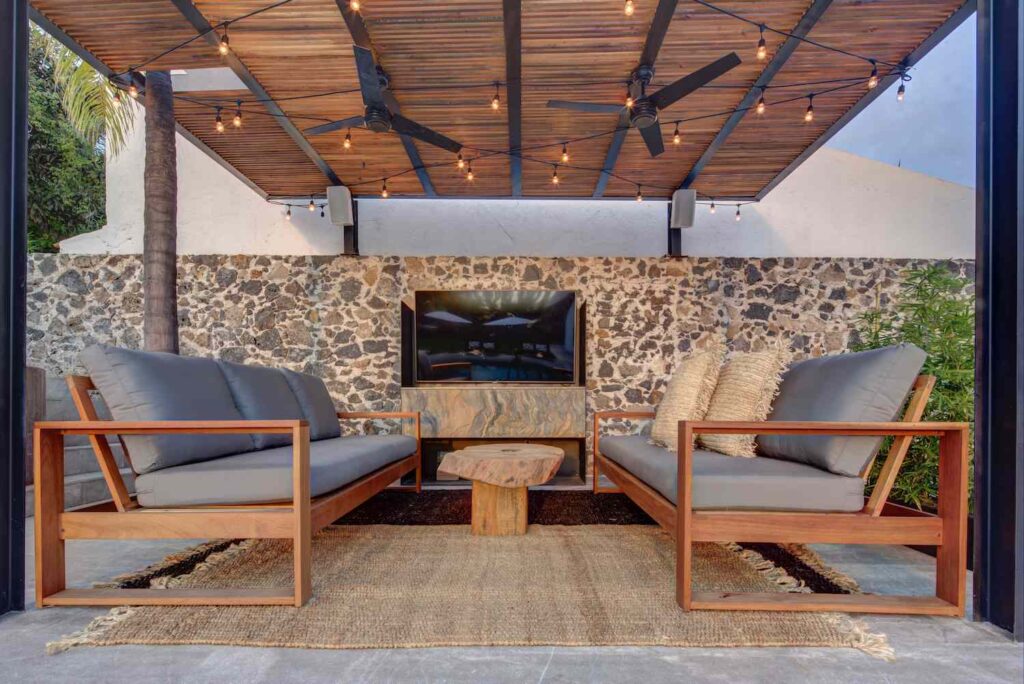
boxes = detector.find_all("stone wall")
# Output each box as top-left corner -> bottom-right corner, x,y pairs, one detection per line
28,255 -> 971,470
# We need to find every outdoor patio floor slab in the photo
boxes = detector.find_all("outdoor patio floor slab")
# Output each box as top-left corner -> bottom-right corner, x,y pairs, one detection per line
3,524 -> 1021,683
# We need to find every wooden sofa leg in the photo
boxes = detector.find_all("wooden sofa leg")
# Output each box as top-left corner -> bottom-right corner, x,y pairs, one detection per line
34,428 -> 66,607
935,426 -> 969,615
293,426 -> 312,607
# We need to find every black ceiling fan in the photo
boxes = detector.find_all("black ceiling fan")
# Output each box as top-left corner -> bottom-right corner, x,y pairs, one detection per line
304,46 -> 463,154
547,52 -> 742,158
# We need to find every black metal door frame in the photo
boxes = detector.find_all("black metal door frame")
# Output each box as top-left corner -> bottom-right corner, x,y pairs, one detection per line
1,0 -> 28,616
975,0 -> 1023,640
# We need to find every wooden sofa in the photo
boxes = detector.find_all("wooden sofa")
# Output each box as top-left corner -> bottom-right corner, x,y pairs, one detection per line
35,346 -> 421,608
593,346 -> 970,616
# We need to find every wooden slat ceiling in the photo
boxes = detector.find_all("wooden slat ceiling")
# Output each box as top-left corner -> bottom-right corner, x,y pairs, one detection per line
31,0 -> 968,199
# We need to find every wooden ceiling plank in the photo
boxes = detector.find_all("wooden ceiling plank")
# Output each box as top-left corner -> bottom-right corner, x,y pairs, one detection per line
593,0 -> 678,197
168,0 -> 342,187
504,0 -> 523,197
335,1 -> 436,196
679,0 -> 836,191
754,0 -> 977,199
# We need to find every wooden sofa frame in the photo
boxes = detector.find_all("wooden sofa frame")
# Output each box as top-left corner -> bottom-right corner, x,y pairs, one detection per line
593,375 -> 972,616
34,375 -> 422,609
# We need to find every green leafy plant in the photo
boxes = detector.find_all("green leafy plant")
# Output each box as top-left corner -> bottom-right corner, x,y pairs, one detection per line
853,264 -> 974,510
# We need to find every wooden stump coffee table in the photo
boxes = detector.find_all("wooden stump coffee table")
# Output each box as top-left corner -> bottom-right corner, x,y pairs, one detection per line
437,444 -> 564,536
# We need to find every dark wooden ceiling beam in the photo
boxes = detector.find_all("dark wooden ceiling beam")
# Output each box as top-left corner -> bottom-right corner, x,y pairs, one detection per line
168,0 -> 342,187
503,0 -> 522,196
336,2 -> 436,196
753,0 -> 977,200
30,4 -> 272,198
593,0 -> 678,197
678,0 -> 835,191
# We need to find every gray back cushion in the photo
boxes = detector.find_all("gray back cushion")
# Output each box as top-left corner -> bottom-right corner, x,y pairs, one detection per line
756,343 -> 926,477
280,369 -> 341,441
80,345 -> 254,474
218,361 -> 304,449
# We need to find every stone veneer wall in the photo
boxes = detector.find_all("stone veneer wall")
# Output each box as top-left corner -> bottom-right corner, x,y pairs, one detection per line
28,255 -> 971,472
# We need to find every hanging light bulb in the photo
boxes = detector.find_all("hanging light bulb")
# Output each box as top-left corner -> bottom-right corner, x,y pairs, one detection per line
804,95 -> 814,123
709,200 -> 716,214
867,61 -> 879,89
551,166 -> 560,185
286,206 -> 292,221
343,130 -> 352,150
350,0 -> 360,10
897,82 -> 906,102
232,100 -> 243,128
635,185 -> 643,202
320,206 -> 325,218
756,25 -> 767,61
561,143 -> 569,163
735,205 -> 742,222
491,83 -> 500,111
624,0 -> 635,17
308,197 -> 316,212
215,107 -> 225,133
457,152 -> 465,169
466,161 -> 475,181
112,88 -> 122,108
381,181 -> 389,198
127,73 -> 139,99
756,89 -> 766,115
672,123 -> 681,145
625,95 -> 634,108
218,28 -> 230,56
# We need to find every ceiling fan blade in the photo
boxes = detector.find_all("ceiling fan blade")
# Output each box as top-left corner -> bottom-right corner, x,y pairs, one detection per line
303,115 -> 366,136
353,45 -> 385,108
639,120 -> 665,157
547,100 -> 624,114
647,52 -> 742,110
391,114 -> 462,153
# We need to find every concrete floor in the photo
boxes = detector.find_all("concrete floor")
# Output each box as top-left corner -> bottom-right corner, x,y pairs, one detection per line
3,524 -> 1021,684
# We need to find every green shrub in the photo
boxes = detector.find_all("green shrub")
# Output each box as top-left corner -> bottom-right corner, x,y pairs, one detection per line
853,264 -> 974,510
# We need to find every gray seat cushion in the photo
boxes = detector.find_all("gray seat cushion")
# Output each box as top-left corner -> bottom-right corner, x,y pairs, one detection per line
81,345 -> 254,474
280,369 -> 341,441
600,435 -> 864,512
135,435 -> 418,507
757,343 -> 926,477
218,361 -> 304,449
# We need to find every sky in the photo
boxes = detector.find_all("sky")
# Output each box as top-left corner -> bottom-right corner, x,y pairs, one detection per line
826,14 -> 975,188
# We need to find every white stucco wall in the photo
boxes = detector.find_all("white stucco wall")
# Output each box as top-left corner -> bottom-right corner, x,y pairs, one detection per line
61,106 -> 974,259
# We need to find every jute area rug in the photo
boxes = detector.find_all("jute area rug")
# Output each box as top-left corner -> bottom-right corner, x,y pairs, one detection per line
52,525 -> 891,658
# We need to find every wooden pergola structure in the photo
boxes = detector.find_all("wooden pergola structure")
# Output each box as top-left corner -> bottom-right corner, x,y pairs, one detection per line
29,0 -> 971,200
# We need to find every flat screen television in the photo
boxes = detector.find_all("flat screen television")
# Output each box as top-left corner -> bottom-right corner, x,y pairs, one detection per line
415,290 -> 577,384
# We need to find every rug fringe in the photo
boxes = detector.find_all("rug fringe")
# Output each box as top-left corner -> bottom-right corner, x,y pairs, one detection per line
46,606 -> 135,655
826,615 -> 896,661
95,539 -> 237,589
780,543 -> 863,593
152,540 -> 254,589
722,542 -> 810,594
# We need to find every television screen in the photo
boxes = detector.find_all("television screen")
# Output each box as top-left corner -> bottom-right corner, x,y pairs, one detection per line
415,290 -> 577,383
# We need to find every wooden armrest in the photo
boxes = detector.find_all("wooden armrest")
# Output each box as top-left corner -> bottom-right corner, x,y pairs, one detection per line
594,410 -> 657,421
337,412 -> 419,420
682,420 -> 967,437
34,420 -> 307,435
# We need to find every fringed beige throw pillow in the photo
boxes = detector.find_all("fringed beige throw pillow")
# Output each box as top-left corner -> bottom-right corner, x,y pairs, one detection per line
650,345 -> 726,451
699,348 -> 791,457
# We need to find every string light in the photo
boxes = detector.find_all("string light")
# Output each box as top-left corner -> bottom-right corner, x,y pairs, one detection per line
381,181 -> 389,198
672,123 -> 681,145
551,165 -> 560,185
624,0 -> 634,17
756,25 -> 767,61
320,206 -> 325,218
561,143 -> 569,163
343,130 -> 352,149
457,152 -> 465,169
350,0 -> 360,10
286,206 -> 292,220
867,61 -> 879,89
756,88 -> 766,115
735,204 -> 742,221
491,83 -> 500,111
897,82 -> 906,102
232,100 -> 243,128
127,73 -> 139,99
218,28 -> 230,56
709,200 -> 716,214
215,106 -> 225,133
625,95 -> 634,108
466,161 -> 474,181
804,95 -> 814,123
635,185 -> 643,202
308,197 -> 316,212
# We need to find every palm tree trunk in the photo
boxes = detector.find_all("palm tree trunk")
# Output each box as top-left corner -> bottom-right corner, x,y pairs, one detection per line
142,71 -> 178,353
